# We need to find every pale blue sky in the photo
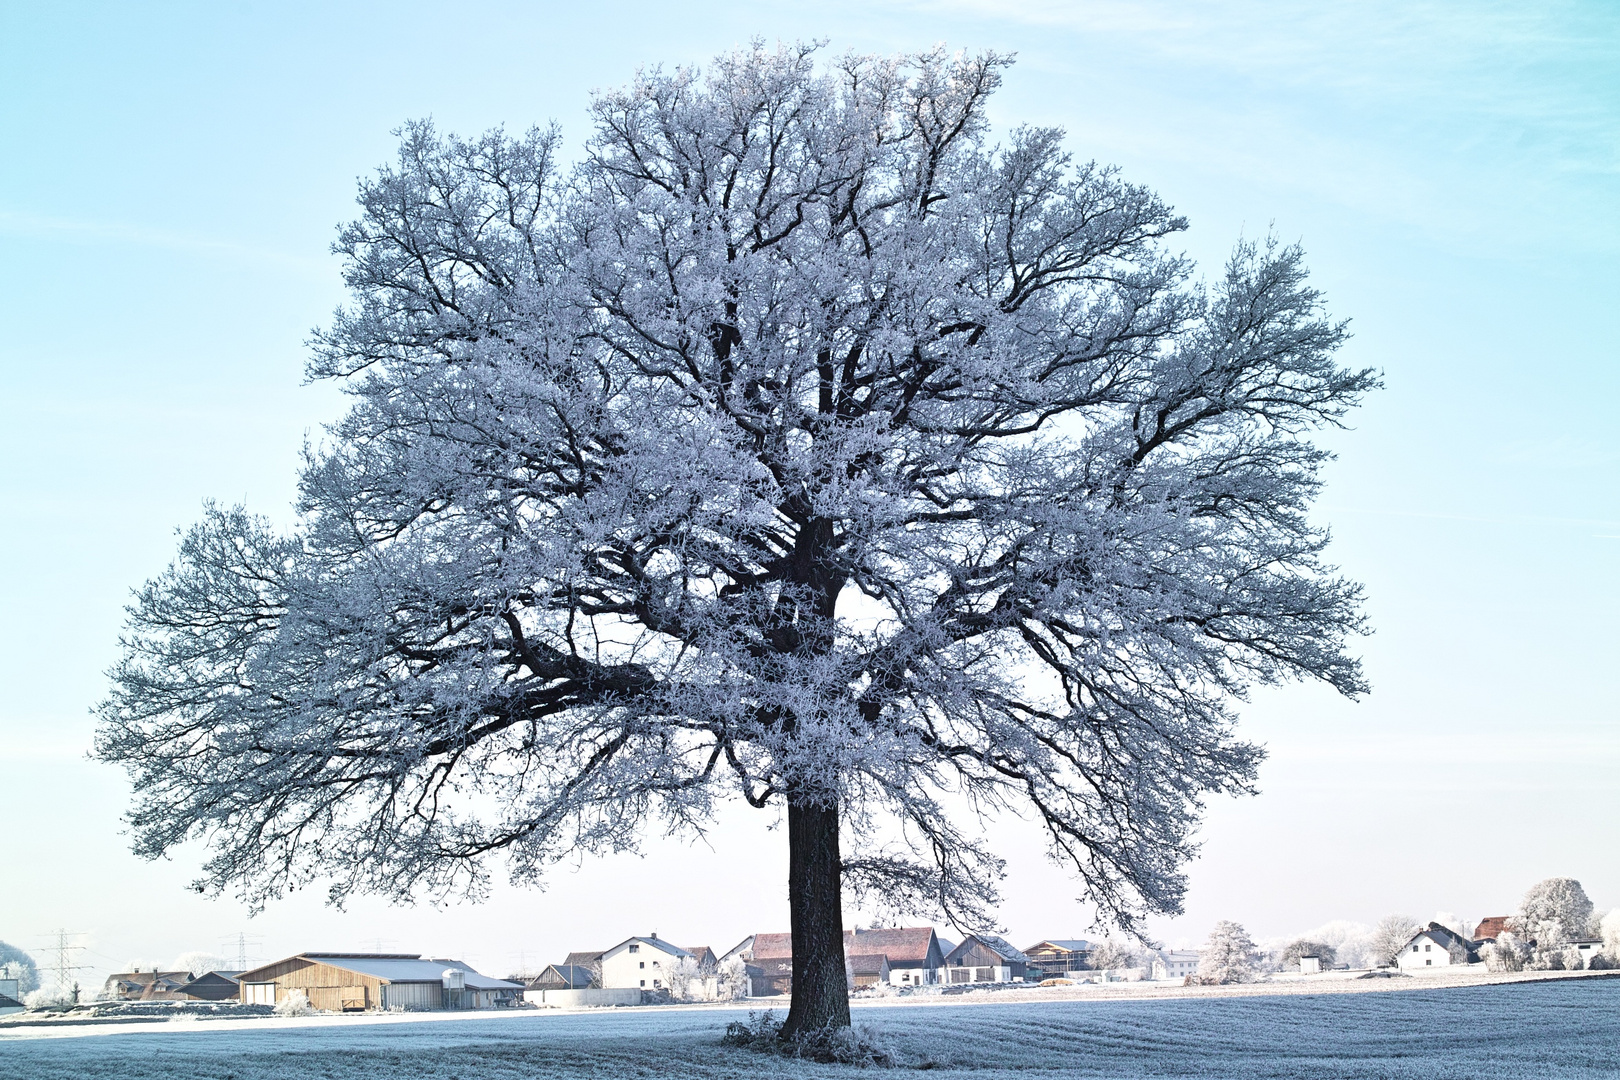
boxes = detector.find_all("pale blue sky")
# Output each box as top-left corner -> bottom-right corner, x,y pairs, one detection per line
2,0 -> 1616,981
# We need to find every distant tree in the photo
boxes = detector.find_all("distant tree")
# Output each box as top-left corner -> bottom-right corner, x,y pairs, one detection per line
1514,877 -> 1595,947
1279,939 -> 1336,970
0,941 -> 39,995
1367,915 -> 1420,967
1600,909 -> 1620,962
94,42 -> 1374,1038
717,955 -> 751,1000
1089,939 -> 1144,972
1196,921 -> 1260,984
169,952 -> 228,978
1482,930 -> 1529,972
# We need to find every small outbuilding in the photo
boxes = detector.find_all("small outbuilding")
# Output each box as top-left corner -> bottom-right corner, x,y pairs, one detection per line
527,964 -> 596,990
234,953 -> 521,1011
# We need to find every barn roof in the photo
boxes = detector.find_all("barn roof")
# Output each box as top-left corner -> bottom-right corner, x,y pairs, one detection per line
1473,916 -> 1511,941
848,953 -> 890,976
948,934 -> 1031,964
848,928 -> 939,963
237,953 -> 520,990
563,951 -> 604,967
746,928 -> 942,965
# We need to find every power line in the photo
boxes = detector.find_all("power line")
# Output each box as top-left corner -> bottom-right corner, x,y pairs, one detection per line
220,931 -> 265,971
41,929 -> 87,1001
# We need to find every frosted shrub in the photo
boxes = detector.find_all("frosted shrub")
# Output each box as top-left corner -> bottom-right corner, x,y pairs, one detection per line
721,1009 -> 904,1068
274,990 -> 314,1017
1560,946 -> 1585,971
1483,933 -> 1528,973
23,988 -> 72,1010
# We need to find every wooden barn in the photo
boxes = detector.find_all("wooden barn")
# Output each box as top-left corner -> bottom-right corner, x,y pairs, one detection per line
944,934 -> 1032,982
234,953 -> 522,1011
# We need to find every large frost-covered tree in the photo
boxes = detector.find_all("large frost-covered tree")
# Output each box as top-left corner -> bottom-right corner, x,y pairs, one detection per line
96,43 -> 1374,1036
1196,921 -> 1260,984
1515,877 -> 1596,947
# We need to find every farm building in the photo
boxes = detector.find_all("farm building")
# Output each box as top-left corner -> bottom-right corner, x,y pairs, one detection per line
234,953 -> 522,1011
179,970 -> 244,1001
849,953 -> 891,988
1473,916 -> 1512,941
526,964 -> 596,990
944,935 -> 1032,983
1023,940 -> 1092,977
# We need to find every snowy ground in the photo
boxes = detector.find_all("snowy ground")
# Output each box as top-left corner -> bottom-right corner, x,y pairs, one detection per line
1,977 -> 1616,1079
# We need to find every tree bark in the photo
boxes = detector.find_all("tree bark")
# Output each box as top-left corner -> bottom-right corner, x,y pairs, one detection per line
780,798 -> 851,1037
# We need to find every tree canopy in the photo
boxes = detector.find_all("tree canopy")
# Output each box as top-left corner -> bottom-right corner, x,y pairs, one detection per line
97,42 -> 1374,1033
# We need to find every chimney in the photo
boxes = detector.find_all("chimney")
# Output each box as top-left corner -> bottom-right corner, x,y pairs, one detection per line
650,932 -> 658,940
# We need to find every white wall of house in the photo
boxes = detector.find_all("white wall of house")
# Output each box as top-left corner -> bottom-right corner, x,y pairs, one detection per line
598,938 -> 689,991
888,965 -> 939,986
1397,935 -> 1459,971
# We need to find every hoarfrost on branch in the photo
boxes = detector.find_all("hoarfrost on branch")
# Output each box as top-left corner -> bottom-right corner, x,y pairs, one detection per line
97,43 -> 1375,938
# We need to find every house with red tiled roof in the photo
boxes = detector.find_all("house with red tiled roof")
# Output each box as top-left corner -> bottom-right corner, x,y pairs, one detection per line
728,927 -> 946,993
1473,916 -> 1512,941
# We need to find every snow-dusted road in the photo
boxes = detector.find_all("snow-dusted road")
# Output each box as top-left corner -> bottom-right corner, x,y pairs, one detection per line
2,978 -> 1615,1078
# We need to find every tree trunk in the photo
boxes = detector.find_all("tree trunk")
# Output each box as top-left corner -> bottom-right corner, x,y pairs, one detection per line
780,798 -> 851,1038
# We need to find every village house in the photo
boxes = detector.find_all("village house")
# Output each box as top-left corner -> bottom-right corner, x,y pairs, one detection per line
736,928 -> 947,994
1397,925 -> 1480,971
596,935 -> 716,994
234,953 -> 522,1011
1022,940 -> 1092,978
1473,916 -> 1511,941
103,970 -> 194,1001
1152,950 -> 1202,981
944,935 -> 1031,983
0,979 -> 22,1016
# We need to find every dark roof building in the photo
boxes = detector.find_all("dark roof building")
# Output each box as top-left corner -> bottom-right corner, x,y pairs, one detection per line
527,964 -> 596,990
179,970 -> 245,1002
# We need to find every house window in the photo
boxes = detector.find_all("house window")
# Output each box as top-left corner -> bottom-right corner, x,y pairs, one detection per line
1412,945 -> 1419,952
629,945 -> 640,954
1425,959 -> 1432,966
639,980 -> 645,987
1424,945 -> 1431,952
653,961 -> 660,968
639,962 -> 645,969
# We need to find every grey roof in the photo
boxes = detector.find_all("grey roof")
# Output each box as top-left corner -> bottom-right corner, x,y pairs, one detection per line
1030,939 -> 1091,951
242,953 -> 520,990
957,934 -> 1031,964
606,936 -> 692,960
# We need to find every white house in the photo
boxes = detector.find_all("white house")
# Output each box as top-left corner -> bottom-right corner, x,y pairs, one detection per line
1151,951 -> 1201,981
1397,925 -> 1478,971
598,936 -> 694,991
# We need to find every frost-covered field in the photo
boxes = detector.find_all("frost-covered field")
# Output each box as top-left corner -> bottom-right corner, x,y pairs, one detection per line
2,979 -> 1616,1079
